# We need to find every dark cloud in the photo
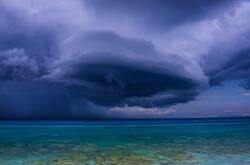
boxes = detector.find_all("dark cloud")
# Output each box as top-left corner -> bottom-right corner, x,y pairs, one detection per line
44,31 -> 203,107
0,48 -> 39,80
0,0 -> 249,119
0,1 -> 56,81
209,49 -> 250,86
123,90 -> 198,108
65,64 -> 198,107
85,0 -> 229,32
243,79 -> 250,90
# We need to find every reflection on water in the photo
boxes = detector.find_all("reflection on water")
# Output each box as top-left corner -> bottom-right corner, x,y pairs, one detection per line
0,119 -> 250,165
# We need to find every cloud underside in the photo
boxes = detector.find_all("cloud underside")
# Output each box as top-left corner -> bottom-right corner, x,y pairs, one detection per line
0,0 -> 250,118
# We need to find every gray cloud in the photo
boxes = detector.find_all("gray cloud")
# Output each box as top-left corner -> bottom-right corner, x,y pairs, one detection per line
0,0 -> 250,119
209,49 -> 250,85
0,48 -> 39,80
85,0 -> 229,33
42,31 -> 204,107
242,79 -> 250,91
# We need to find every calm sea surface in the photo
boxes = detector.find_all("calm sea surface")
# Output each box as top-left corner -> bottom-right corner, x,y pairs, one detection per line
0,118 -> 250,165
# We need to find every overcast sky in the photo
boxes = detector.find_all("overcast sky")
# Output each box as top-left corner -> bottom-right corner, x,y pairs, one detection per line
0,0 -> 250,119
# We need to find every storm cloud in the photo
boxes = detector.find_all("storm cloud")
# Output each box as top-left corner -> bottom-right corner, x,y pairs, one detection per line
42,31 -> 205,107
0,0 -> 250,119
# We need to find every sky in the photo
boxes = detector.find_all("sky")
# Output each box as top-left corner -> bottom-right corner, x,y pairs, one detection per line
0,0 -> 250,119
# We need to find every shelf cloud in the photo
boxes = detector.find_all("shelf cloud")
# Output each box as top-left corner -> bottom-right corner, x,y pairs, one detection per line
0,0 -> 249,119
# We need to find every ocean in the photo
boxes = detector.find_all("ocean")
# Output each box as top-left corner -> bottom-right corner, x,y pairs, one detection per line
0,118 -> 250,165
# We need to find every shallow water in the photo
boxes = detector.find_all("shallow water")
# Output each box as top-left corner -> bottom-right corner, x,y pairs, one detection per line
0,119 -> 250,165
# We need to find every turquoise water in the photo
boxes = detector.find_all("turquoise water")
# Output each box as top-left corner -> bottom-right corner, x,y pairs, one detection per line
0,119 -> 250,165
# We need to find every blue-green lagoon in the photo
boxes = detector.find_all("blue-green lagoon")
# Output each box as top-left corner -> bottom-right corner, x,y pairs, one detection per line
0,118 -> 250,165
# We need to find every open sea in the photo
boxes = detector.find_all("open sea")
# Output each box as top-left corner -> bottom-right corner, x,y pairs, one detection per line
0,118 -> 250,165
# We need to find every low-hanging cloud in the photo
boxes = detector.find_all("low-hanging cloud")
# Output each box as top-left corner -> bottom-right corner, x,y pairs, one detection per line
0,0 -> 250,119
42,31 -> 205,107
